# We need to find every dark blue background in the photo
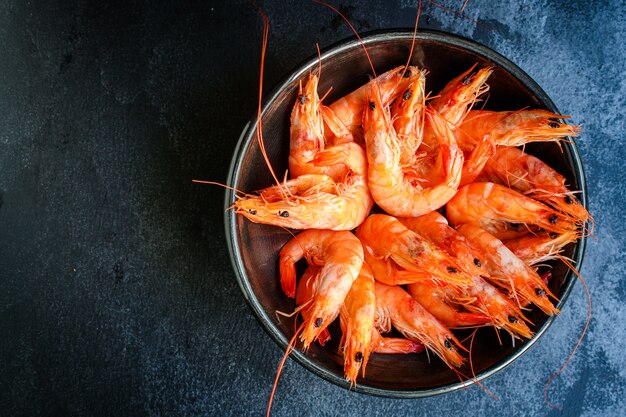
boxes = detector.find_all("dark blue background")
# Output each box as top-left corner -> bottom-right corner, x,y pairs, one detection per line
1,1 -> 624,416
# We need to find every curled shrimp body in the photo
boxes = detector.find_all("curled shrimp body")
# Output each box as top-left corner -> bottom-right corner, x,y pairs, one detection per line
456,224 -> 559,316
339,262 -> 376,384
327,66 -> 420,141
356,214 -> 473,287
459,134 -> 496,186
234,142 -> 373,231
446,182 -> 579,241
374,282 -> 465,369
480,146 -> 591,227
363,82 -> 463,217
400,213 -> 533,339
456,109 -> 580,151
504,230 -> 579,267
278,229 -> 364,348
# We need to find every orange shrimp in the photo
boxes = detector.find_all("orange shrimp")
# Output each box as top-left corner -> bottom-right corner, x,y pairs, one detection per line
339,262 -> 376,384
289,74 -> 354,180
363,81 -> 463,217
480,146 -> 591,227
446,182 -> 580,240
374,282 -> 465,368
277,229 -> 364,348
326,66 -> 420,141
400,213 -> 533,339
406,281 -> 491,328
370,330 -> 424,354
356,214 -> 473,287
390,68 -> 427,166
455,109 -> 580,151
234,142 -> 373,231
459,134 -> 496,186
295,267 -> 331,346
429,64 -> 493,127
456,224 -> 559,315
504,230 -> 579,267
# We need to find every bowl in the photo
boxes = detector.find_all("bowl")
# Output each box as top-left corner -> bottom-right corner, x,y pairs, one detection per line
224,30 -> 587,397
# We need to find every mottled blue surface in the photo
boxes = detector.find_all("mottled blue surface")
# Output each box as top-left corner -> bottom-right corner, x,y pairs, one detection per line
0,1 -> 624,416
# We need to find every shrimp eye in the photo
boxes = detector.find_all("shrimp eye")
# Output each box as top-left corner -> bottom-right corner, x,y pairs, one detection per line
447,267 -> 458,273
402,89 -> 412,100
297,94 -> 308,104
564,195 -> 574,204
444,340 -> 452,349
548,214 -> 558,224
403,69 -> 411,78
462,75 -> 471,85
355,352 -> 364,362
369,101 -> 375,111
278,210 -> 289,217
510,223 -> 521,229
248,209 -> 257,215
548,121 -> 560,128
473,258 -> 482,267
549,232 -> 559,239
314,318 -> 323,327
508,315 -> 519,323
535,288 -> 547,296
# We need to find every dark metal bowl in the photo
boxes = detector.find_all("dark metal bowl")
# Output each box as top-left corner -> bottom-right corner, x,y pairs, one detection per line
224,30 -> 587,397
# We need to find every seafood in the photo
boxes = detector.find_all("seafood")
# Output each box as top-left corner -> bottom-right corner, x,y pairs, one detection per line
234,142 -> 373,231
296,267 -> 331,346
446,182 -> 580,240
480,146 -> 591,226
456,224 -> 559,315
278,229 -> 364,347
363,82 -> 464,217
429,65 -> 493,128
400,212 -> 533,339
455,109 -> 580,151
289,74 -> 354,180
356,214 -> 473,287
459,134 -> 496,186
327,66 -> 420,141
504,231 -> 579,266
374,281 -> 465,368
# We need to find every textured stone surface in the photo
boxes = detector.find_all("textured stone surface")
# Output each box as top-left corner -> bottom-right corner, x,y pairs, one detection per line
0,0 -> 624,416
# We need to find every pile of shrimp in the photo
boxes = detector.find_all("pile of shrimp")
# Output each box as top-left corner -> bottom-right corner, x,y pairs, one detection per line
234,62 -> 590,386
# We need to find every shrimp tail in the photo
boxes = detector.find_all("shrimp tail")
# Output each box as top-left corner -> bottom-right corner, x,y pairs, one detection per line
279,254 -> 297,298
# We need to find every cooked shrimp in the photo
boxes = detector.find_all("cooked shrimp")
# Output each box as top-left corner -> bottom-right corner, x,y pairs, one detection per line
289,74 -> 350,180
429,64 -> 493,127
446,182 -> 580,240
504,230 -> 579,266
327,66 -> 420,140
370,330 -> 424,354
400,213 -> 533,339
374,282 -> 465,368
363,82 -> 463,217
234,142 -> 373,231
339,262 -> 375,384
456,224 -> 559,315
406,281 -> 491,328
295,266 -> 331,346
480,146 -> 591,227
356,214 -> 473,287
278,229 -> 364,347
456,109 -> 580,151
391,68 -> 427,166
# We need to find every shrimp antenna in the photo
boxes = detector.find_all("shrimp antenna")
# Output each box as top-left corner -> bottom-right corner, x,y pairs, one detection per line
399,0 -> 423,81
543,255 -> 592,409
191,179 -> 246,196
313,1 -> 377,78
266,322 -> 305,417
249,2 -> 283,190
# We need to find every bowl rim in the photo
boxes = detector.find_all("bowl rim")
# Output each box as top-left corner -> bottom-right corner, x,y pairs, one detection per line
224,28 -> 588,398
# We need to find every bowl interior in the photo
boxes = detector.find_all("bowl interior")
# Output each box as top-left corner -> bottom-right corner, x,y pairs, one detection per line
226,30 -> 586,397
